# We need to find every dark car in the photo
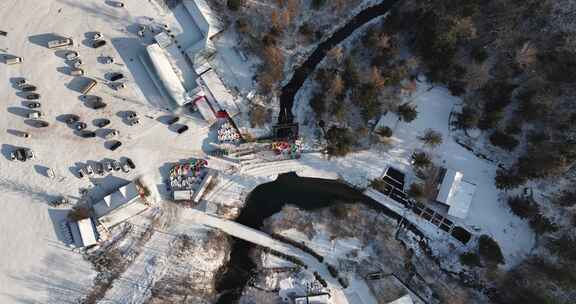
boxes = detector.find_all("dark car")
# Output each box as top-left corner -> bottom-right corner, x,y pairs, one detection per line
167,116 -> 179,125
77,167 -> 84,178
66,114 -> 80,124
112,160 -> 121,171
76,122 -> 87,130
92,39 -> 106,48
88,100 -> 107,110
176,125 -> 188,134
26,101 -> 41,109
108,140 -> 122,151
95,119 -> 111,128
125,157 -> 135,169
21,84 -> 37,92
79,130 -> 96,138
125,111 -> 137,119
109,72 -> 124,81
30,120 -> 49,128
25,93 -> 40,100
11,149 -> 26,161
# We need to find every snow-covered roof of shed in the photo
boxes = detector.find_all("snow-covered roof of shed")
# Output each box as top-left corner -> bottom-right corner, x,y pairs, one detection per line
183,0 -> 224,39
93,182 -> 140,218
437,170 -> 476,219
198,69 -> 239,117
146,44 -> 189,106
76,218 -> 97,247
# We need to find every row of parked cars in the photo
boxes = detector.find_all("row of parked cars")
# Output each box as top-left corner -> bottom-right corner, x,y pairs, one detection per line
76,157 -> 135,178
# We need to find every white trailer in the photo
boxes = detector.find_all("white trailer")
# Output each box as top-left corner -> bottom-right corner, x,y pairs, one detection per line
194,95 -> 217,125
5,56 -> 22,65
47,38 -> 73,49
193,173 -> 213,203
173,190 -> 194,201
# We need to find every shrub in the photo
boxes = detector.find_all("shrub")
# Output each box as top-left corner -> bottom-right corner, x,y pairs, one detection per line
397,103 -> 418,122
489,130 -> 519,151
227,0 -> 242,11
375,126 -> 393,138
68,206 -> 90,221
478,235 -> 504,265
411,151 -> 431,168
419,129 -> 443,148
507,196 -> 539,219
529,214 -> 558,235
478,109 -> 503,130
460,252 -> 482,267
250,105 -> 270,127
311,0 -> 326,10
495,169 -> 525,190
454,106 -> 479,130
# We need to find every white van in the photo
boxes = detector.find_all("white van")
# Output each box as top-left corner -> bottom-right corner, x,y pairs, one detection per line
6,57 -> 22,65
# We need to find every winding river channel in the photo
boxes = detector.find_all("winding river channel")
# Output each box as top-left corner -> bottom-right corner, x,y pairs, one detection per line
216,1 -> 401,302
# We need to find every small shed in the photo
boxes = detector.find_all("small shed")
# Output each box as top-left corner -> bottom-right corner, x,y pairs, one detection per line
436,169 -> 476,219
173,189 -> 194,201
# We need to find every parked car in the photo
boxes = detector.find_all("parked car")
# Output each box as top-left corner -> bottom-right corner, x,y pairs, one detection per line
76,122 -> 87,130
93,32 -> 103,40
15,79 -> 26,86
25,93 -> 40,100
121,162 -> 130,173
71,68 -> 84,76
26,101 -> 40,109
167,116 -> 179,125
6,56 -> 23,65
10,149 -> 26,161
176,125 -> 189,134
85,164 -> 94,176
125,157 -> 135,169
77,167 -> 84,178
24,149 -> 34,160
128,118 -> 139,126
125,111 -> 137,120
104,161 -> 113,172
94,163 -> 104,176
108,140 -> 122,151
109,72 -> 124,81
28,111 -> 43,119
49,196 -> 70,207
30,120 -> 49,128
15,130 -> 30,138
105,129 -> 119,139
65,51 -> 79,60
112,160 -> 121,171
109,1 -> 125,8
113,82 -> 126,90
46,168 -> 55,179
89,100 -> 107,110
95,119 -> 111,128
79,130 -> 96,138
65,114 -> 80,124
92,39 -> 106,48
21,84 -> 37,92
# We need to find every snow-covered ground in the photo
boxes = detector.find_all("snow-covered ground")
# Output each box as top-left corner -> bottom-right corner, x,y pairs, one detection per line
0,1 -> 211,302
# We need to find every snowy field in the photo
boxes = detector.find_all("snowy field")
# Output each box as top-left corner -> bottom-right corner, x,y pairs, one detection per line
0,0 -> 211,302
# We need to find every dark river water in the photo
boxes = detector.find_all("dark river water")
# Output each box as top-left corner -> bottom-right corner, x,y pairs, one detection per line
215,173 -> 406,303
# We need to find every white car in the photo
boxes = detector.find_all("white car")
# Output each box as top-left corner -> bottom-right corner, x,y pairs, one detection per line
85,165 -> 94,176
105,129 -> 119,139
28,111 -> 43,119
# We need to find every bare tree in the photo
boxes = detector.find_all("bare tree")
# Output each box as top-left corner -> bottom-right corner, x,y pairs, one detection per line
516,41 -> 538,70
370,66 -> 386,90
328,73 -> 344,97
464,62 -> 490,90
327,46 -> 344,64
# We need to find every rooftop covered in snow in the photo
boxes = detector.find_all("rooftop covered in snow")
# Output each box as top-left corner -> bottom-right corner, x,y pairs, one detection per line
93,182 -> 148,228
76,218 -> 98,248
436,169 -> 476,219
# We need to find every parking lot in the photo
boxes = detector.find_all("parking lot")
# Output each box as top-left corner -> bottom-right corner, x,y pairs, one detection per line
0,0 -> 210,302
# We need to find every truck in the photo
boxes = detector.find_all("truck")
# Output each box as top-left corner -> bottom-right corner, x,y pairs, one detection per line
5,56 -> 23,65
81,78 -> 97,95
47,38 -> 73,49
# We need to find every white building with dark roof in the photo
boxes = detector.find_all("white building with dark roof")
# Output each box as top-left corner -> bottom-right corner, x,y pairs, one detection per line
436,169 -> 476,219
